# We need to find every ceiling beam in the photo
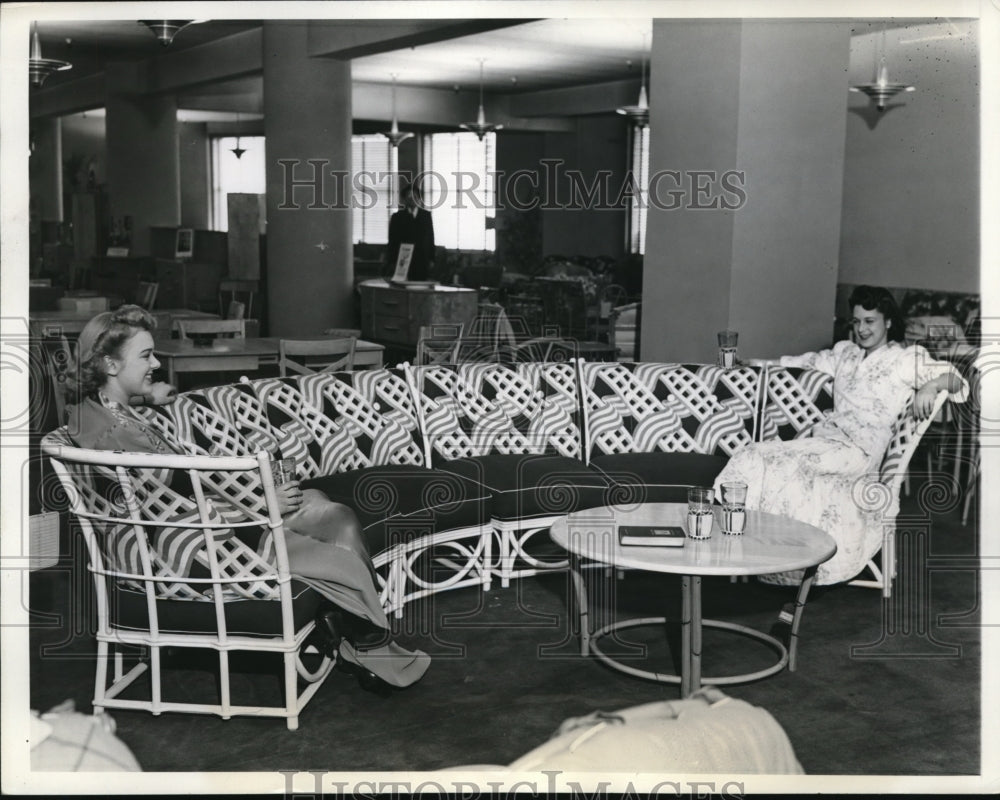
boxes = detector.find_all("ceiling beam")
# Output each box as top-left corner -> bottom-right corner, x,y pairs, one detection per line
29,72 -> 106,118
306,19 -> 536,60
510,78 -> 644,117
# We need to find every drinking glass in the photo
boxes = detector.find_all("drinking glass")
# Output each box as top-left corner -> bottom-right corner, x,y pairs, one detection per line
686,487 -> 714,539
720,481 -> 748,535
271,457 -> 298,486
717,330 -> 739,369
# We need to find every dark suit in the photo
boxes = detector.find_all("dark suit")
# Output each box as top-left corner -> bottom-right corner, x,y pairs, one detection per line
386,207 -> 435,281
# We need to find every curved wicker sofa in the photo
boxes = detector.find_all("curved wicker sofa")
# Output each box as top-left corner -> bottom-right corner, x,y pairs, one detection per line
41,359 -> 942,728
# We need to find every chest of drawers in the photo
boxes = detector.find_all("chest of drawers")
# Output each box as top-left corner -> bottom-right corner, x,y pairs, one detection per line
359,280 -> 478,348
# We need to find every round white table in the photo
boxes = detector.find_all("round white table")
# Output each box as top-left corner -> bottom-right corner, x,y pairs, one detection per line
549,502 -> 837,697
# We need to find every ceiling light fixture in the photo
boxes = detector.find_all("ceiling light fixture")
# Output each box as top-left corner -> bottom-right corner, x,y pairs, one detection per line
461,59 -> 503,141
617,36 -> 649,128
381,74 -> 414,148
139,20 -> 200,47
849,25 -> 915,112
28,23 -> 72,89
230,111 -> 246,159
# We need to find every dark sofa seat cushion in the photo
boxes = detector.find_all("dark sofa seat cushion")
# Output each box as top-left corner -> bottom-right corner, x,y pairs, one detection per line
111,580 -> 322,638
302,465 -> 492,553
439,454 -> 613,522
590,451 -> 729,504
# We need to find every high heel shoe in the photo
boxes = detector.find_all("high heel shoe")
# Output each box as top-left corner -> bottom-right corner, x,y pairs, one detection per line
310,606 -> 344,658
335,656 -> 394,697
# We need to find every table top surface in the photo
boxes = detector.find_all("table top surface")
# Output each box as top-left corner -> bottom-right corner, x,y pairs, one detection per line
153,337 -> 384,357
550,502 -> 836,577
32,308 -> 219,322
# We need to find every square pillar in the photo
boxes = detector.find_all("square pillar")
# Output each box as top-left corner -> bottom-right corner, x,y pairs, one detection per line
642,20 -> 851,362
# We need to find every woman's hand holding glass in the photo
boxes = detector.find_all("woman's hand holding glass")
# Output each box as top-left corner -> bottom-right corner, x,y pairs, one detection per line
276,479 -> 304,516
913,381 -> 943,420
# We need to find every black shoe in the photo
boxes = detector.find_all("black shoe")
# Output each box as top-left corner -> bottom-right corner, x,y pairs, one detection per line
311,606 -> 344,658
335,658 -> 394,697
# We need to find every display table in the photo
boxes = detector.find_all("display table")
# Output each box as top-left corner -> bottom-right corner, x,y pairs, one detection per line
154,337 -> 384,384
359,279 -> 478,349
550,502 -> 836,697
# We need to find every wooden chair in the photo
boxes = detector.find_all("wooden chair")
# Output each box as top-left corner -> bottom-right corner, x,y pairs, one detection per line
415,324 -> 464,366
176,318 -> 246,341
136,281 -> 159,311
586,283 -> 628,340
462,303 -> 517,362
609,302 -> 641,361
278,337 -> 357,376
218,280 -> 258,320
40,432 -> 336,730
226,300 -> 246,321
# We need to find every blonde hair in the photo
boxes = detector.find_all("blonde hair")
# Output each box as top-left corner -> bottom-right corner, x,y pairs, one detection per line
66,305 -> 157,400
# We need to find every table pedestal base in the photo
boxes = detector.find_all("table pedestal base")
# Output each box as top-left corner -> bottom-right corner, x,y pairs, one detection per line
568,557 -> 818,697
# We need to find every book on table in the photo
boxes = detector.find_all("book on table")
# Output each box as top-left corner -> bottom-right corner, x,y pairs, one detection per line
618,525 -> 686,547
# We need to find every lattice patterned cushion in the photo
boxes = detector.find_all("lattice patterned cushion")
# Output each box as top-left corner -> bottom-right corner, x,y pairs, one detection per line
411,362 -> 584,464
246,370 -> 425,479
758,367 -> 835,443
580,362 -> 760,460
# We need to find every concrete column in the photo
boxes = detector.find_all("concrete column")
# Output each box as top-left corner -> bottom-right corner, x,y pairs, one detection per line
105,63 -> 180,256
641,20 -> 851,362
263,22 -> 353,336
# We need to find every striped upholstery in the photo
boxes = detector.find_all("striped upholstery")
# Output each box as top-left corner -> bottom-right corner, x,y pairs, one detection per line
409,362 -> 584,464
42,428 -> 278,602
245,369 -> 426,479
758,367 -> 835,442
579,362 -> 761,461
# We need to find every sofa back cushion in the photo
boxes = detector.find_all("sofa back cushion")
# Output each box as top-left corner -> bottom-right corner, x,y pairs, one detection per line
409,362 -> 584,465
758,367 -> 835,443
245,369 -> 425,479
579,362 -> 761,461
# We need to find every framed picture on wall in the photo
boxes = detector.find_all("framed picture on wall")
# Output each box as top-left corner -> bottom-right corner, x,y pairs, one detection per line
175,228 -> 194,260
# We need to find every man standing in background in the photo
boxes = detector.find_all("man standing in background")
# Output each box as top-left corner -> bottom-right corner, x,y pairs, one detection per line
386,182 -> 435,281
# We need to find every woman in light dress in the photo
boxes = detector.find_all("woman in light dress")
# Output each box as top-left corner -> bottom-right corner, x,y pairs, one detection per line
714,285 -> 968,585
63,305 -> 429,691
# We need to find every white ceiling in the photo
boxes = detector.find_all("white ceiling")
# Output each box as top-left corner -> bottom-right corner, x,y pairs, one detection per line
351,18 -> 654,92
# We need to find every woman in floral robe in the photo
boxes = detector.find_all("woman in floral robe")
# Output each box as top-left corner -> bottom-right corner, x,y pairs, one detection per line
714,286 -> 968,585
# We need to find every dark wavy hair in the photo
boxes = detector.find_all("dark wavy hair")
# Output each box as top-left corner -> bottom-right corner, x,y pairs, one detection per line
847,285 -> 906,343
65,305 -> 157,401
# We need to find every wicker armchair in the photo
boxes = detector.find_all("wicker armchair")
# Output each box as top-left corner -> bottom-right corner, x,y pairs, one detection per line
41,431 -> 335,730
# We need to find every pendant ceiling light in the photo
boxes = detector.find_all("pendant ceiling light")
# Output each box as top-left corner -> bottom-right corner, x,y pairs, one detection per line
617,36 -> 649,128
29,23 -> 72,89
381,74 -> 414,148
230,112 -> 246,159
461,59 -> 503,141
139,20 -> 200,47
849,26 -> 915,111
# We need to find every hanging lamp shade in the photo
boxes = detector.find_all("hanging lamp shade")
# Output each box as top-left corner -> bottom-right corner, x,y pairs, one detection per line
230,112 -> 247,159
29,25 -> 71,89
381,75 -> 414,147
849,28 -> 914,112
460,60 -> 503,141
139,20 -> 199,46
849,55 -> 915,111
617,42 -> 649,128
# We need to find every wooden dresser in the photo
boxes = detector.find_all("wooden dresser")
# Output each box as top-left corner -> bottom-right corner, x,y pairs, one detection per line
359,280 -> 478,349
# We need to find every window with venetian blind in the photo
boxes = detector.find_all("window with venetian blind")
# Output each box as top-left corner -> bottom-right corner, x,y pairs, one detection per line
421,131 -> 496,251
352,134 -> 396,245
628,125 -> 650,255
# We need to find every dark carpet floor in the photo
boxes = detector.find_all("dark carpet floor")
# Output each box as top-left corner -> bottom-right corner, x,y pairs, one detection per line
26,472 -> 981,778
